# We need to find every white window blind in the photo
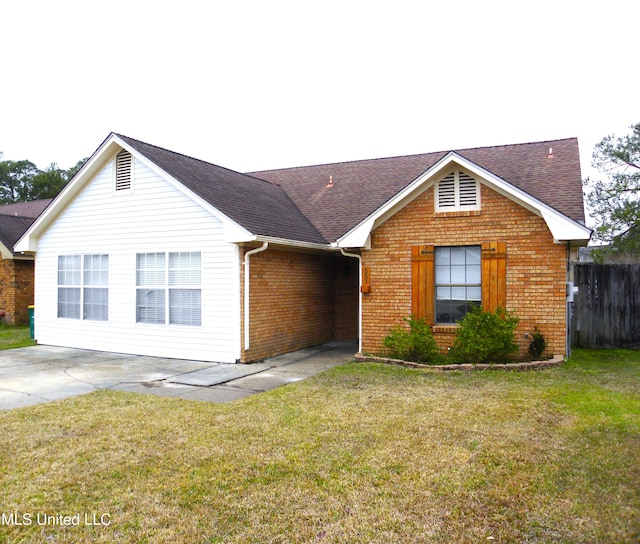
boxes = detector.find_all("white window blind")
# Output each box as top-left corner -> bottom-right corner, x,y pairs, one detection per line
136,251 -> 201,326
57,254 -> 108,320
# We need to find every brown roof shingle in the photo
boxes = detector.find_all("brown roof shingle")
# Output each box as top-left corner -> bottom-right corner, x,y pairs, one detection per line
117,135 -> 327,244
250,138 -> 585,243
112,134 -> 585,246
0,214 -> 35,255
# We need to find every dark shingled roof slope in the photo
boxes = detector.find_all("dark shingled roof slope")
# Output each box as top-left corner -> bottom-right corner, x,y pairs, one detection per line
116,134 -> 327,244
112,134 -> 584,246
0,199 -> 52,256
0,215 -> 35,255
0,199 -> 53,219
251,138 -> 585,243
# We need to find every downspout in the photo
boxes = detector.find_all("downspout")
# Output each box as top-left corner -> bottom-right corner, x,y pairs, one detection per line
340,248 -> 363,354
566,241 -> 572,358
244,242 -> 269,351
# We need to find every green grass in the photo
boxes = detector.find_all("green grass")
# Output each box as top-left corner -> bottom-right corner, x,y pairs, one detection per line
0,325 -> 35,350
0,348 -> 638,543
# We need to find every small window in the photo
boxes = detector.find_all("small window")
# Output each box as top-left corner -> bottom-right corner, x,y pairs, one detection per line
435,246 -> 481,323
436,170 -> 480,211
115,150 -> 133,191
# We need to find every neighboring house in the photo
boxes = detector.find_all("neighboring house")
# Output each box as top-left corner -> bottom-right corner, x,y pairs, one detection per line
0,199 -> 52,324
16,134 -> 591,362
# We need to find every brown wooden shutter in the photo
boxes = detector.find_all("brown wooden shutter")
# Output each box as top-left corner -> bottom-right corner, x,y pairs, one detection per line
411,245 -> 434,324
481,241 -> 507,312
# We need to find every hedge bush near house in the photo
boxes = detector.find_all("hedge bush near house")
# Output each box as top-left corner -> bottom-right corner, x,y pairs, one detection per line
448,306 -> 519,364
384,307 -> 521,365
383,316 -> 443,364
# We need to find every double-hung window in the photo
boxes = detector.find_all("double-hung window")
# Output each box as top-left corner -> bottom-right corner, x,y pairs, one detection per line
58,255 -> 109,320
136,251 -> 201,326
435,246 -> 481,323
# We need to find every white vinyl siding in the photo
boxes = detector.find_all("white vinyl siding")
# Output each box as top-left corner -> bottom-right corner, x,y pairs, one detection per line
35,155 -> 241,363
436,170 -> 480,212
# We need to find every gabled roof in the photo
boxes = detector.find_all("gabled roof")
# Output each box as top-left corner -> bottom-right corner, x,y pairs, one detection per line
251,138 -> 587,243
116,135 -> 326,245
16,134 -> 590,253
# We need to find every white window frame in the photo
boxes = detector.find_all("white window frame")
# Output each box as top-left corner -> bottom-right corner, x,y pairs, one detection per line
435,246 -> 481,324
136,251 -> 202,326
435,169 -> 481,212
57,254 -> 109,321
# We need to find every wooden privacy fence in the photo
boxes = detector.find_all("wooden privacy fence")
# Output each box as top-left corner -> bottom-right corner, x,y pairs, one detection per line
572,263 -> 640,348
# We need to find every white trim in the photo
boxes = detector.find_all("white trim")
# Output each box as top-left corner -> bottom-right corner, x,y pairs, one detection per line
340,248 -> 362,353
336,152 -> 591,248
14,134 -> 255,253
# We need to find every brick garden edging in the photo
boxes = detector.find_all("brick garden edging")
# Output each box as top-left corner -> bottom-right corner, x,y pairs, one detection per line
353,353 -> 564,371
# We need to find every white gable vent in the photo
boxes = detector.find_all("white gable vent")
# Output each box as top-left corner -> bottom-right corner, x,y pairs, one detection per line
115,150 -> 133,191
436,170 -> 480,211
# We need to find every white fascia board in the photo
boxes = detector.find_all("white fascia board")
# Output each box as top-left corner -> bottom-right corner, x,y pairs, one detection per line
14,135 -> 122,253
15,134 -> 255,252
451,154 -> 592,242
336,151 -> 592,248
112,136 -> 255,244
250,235 -> 331,251
336,217 -> 375,249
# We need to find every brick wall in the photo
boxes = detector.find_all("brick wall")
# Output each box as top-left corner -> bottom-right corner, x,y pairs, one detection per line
240,248 -> 336,362
360,183 -> 568,358
0,258 -> 35,325
334,256 -> 359,341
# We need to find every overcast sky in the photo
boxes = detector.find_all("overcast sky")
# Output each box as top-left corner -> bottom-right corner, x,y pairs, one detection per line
1,0 -> 637,214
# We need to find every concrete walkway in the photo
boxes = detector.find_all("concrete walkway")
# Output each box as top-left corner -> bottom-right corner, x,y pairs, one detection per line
0,341 -> 357,410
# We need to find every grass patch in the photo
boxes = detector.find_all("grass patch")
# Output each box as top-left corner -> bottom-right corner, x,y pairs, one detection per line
0,349 -> 638,542
0,325 -> 35,350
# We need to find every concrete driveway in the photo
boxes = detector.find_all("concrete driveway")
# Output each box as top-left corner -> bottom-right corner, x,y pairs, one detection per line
0,341 -> 356,410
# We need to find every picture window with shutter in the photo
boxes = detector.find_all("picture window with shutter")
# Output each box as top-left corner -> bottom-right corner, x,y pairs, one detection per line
411,242 -> 506,326
435,170 -> 480,212
114,149 -> 133,192
435,246 -> 481,323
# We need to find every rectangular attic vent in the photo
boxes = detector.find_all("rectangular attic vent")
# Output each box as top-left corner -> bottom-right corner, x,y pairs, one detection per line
436,170 -> 480,211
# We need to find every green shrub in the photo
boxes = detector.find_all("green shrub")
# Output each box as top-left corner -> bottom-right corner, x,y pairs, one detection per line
449,305 -> 519,364
528,327 -> 547,360
383,316 -> 442,363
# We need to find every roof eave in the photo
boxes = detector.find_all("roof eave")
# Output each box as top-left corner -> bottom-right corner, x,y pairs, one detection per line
336,152 -> 592,248
15,133 -> 256,252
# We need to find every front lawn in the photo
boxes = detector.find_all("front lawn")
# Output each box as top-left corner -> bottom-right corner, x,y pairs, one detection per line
0,349 -> 638,543
0,325 -> 35,350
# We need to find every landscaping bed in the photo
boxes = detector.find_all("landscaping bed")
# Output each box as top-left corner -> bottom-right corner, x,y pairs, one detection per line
355,352 -> 565,370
